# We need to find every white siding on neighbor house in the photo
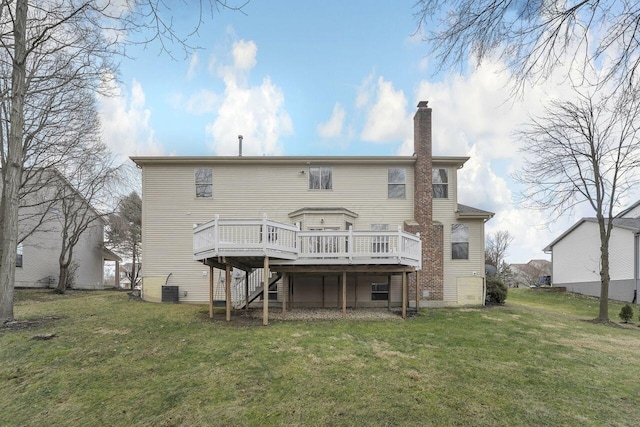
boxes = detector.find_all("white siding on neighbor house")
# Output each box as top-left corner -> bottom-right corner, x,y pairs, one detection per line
141,161 -> 416,303
432,164 -> 486,305
552,221 -> 635,284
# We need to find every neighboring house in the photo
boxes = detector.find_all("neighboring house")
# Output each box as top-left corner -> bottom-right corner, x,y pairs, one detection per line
132,102 -> 494,320
4,169 -> 121,289
543,201 -> 640,302
510,259 -> 551,288
118,263 -> 141,289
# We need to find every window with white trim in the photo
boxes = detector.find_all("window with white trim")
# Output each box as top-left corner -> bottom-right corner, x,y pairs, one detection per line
16,242 -> 23,268
195,168 -> 213,198
371,282 -> 389,301
309,167 -> 332,190
451,223 -> 469,260
388,168 -> 406,199
433,168 -> 448,199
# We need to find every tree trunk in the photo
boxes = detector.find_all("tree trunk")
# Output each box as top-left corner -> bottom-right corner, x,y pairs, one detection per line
0,0 -> 28,323
130,255 -> 136,290
57,264 -> 68,294
598,231 -> 610,321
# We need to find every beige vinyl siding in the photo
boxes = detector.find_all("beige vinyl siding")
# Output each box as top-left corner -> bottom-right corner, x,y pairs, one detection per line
439,219 -> 485,304
141,161 -> 415,303
432,165 -> 486,305
285,274 -> 399,308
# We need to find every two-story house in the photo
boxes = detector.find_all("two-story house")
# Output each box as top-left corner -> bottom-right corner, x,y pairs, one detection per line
132,102 -> 493,323
4,168 -> 121,289
544,200 -> 640,302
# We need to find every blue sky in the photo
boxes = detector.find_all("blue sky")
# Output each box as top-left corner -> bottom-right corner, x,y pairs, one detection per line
97,0 -> 625,263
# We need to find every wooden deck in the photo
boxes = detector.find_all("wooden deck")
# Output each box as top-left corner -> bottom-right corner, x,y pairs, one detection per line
193,215 -> 422,269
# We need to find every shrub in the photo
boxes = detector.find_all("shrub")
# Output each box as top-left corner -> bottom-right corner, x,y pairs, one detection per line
486,276 -> 508,304
619,304 -> 634,323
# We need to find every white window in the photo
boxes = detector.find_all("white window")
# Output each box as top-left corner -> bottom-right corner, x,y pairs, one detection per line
388,168 -> 406,199
433,168 -> 448,199
371,282 -> 389,301
16,242 -> 23,268
451,223 -> 469,260
195,168 -> 213,198
309,167 -> 332,190
371,224 -> 389,253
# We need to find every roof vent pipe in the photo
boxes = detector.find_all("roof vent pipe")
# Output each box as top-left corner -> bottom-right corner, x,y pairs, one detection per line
238,135 -> 243,157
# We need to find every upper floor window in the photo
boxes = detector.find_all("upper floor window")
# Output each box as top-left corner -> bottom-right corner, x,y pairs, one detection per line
433,168 -> 448,199
451,223 -> 469,260
388,168 -> 406,199
309,167 -> 332,190
16,242 -> 23,268
195,168 -> 213,198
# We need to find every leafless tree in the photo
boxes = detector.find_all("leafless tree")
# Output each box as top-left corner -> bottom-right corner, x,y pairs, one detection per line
414,0 -> 640,93
0,0 -> 249,323
516,87 -> 640,321
519,263 -> 548,288
485,230 -> 514,270
55,141 -> 120,293
106,191 -> 142,290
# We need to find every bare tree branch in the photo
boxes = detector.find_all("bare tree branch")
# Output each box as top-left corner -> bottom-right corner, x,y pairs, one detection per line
515,86 -> 640,320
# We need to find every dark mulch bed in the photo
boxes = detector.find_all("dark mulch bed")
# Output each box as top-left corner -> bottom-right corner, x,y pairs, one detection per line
1,316 -> 63,333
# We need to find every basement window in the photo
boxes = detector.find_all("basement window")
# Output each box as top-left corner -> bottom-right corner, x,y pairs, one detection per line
371,282 -> 389,301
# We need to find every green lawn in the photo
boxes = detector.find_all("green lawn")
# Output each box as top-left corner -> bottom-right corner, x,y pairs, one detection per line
1,289 -> 639,426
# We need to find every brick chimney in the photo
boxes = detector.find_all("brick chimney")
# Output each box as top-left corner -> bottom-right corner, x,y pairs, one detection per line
413,101 -> 432,226
407,101 -> 444,305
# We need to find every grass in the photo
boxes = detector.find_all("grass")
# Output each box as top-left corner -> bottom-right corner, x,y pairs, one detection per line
1,288 -> 640,426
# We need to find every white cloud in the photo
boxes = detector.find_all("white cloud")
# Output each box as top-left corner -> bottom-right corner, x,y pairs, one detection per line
360,77 -> 412,144
232,39 -> 257,70
317,103 -> 346,139
184,89 -> 220,115
356,71 -> 375,108
98,76 -> 163,160
405,58 -> 591,262
187,52 -> 199,80
205,40 -> 293,156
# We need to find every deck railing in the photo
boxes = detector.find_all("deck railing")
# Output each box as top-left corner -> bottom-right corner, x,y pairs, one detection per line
194,215 -> 421,268
194,214 -> 299,259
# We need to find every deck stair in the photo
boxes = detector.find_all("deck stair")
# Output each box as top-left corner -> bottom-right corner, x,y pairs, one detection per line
229,269 -> 282,309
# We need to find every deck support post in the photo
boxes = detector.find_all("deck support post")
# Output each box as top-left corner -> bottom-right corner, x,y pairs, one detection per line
402,271 -> 407,319
415,270 -> 420,312
209,264 -> 214,319
263,257 -> 270,326
354,273 -> 358,308
282,273 -> 287,318
342,271 -> 347,318
225,264 -> 232,322
245,270 -> 249,313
